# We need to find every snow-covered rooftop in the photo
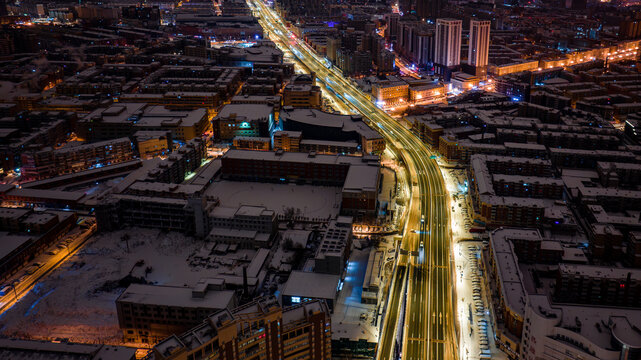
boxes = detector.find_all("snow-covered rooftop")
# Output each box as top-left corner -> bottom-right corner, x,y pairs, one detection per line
282,271 -> 339,300
117,283 -> 235,310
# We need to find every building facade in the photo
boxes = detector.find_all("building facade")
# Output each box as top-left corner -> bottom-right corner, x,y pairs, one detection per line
468,20 -> 491,73
152,297 -> 332,360
435,19 -> 462,71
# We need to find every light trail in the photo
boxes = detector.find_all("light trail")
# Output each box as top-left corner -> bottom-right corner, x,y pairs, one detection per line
248,2 -> 458,359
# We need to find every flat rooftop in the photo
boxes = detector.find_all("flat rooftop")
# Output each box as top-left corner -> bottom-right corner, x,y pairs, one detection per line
222,149 -> 378,166
280,108 -> 382,140
0,232 -> 33,260
216,103 -> 273,120
117,284 -> 235,310
282,271 -> 340,300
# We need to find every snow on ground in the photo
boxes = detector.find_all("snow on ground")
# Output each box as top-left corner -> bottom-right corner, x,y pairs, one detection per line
206,181 -> 342,219
0,228 -> 228,345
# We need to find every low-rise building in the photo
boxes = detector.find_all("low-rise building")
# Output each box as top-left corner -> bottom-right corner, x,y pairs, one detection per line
232,136 -> 270,151
79,103 -> 210,142
314,216 -> 353,276
220,149 -> 380,222
0,339 -> 136,360
116,283 -> 237,344
408,83 -> 446,104
282,84 -> 322,109
273,130 -> 302,152
21,137 -> 134,180
280,107 -> 384,154
282,271 -> 340,311
134,131 -> 172,159
208,205 -> 278,249
371,78 -> 409,106
212,104 -> 274,141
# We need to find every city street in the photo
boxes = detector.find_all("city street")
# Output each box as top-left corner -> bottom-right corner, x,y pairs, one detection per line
248,2 -> 457,359
0,218 -> 96,315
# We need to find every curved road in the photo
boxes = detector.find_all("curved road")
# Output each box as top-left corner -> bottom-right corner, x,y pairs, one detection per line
247,2 -> 457,359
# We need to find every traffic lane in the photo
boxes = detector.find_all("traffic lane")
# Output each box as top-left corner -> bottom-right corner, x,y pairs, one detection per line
252,2 -> 452,358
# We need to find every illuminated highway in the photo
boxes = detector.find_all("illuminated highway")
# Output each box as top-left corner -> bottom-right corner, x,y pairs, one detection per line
247,2 -> 457,359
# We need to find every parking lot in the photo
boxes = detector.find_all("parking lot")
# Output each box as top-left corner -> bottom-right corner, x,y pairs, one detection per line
455,242 -> 506,360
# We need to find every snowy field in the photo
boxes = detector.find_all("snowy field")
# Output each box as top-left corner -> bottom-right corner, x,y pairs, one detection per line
206,181 -> 342,219
0,228 -> 230,345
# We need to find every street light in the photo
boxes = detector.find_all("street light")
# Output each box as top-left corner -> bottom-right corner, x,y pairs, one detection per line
9,280 -> 19,303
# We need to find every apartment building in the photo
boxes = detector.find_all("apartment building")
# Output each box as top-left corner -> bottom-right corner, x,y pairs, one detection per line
221,149 -> 371,185
21,137 -> 134,180
221,150 -> 380,222
78,103 -> 211,142
119,92 -> 221,116
116,283 -> 236,344
233,136 -> 271,151
134,131 -> 172,159
300,140 -> 358,155
282,84 -> 322,109
485,228 -> 641,360
273,131 -> 302,152
470,155 -> 562,228
0,207 -> 76,280
230,94 -> 281,112
152,297 -> 331,360
213,104 -> 274,141
314,216 -> 353,276
371,79 -> 409,106
554,264 -> 641,308
95,138 -> 211,237
208,205 -> 278,249
549,148 -> 637,169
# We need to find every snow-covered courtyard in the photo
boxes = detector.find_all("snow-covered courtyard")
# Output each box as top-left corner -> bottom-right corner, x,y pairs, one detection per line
0,228 -> 224,345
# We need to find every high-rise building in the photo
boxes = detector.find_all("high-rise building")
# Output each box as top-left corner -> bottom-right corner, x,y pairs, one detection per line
468,20 -> 490,67
435,18 -> 462,77
152,297 -> 332,360
619,13 -> 641,40
384,13 -> 400,41
468,20 -> 491,77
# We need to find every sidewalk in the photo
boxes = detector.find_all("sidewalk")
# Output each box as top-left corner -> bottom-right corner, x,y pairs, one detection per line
0,219 -> 96,314
454,241 -> 508,360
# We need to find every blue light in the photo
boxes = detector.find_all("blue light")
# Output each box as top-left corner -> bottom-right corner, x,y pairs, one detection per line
291,296 -> 301,303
